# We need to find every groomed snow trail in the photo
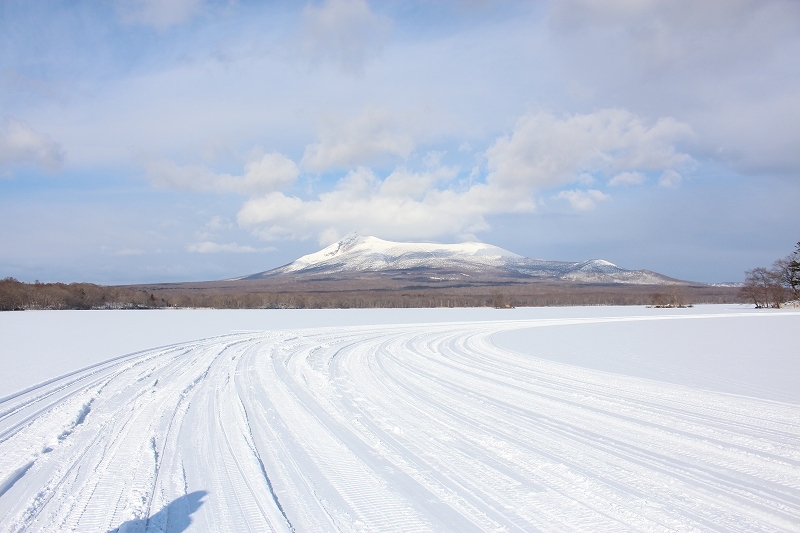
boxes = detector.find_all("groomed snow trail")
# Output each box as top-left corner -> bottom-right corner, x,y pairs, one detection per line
1,313 -> 799,532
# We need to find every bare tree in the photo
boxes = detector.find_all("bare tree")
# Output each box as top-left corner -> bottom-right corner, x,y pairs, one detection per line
492,292 -> 514,308
779,241 -> 800,300
741,267 -> 785,308
649,292 -> 668,307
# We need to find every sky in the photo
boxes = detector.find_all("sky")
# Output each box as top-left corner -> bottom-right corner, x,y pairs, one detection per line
1,0 -> 799,284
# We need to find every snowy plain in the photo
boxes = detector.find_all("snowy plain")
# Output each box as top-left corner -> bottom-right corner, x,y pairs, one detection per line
0,305 -> 798,532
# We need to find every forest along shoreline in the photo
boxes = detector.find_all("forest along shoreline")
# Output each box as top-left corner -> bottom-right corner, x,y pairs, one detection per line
0,276 -> 742,310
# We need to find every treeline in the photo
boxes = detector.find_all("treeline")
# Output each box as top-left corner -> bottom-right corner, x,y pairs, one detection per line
141,274 -> 744,309
740,242 -> 800,308
127,286 -> 740,309
0,276 -> 742,311
0,278 -> 170,310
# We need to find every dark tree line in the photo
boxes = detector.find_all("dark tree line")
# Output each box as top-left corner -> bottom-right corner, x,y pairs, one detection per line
1,277 -> 743,311
740,242 -> 800,308
0,278 -> 168,311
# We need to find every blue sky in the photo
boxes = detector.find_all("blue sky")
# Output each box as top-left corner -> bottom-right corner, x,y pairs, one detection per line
1,0 -> 799,284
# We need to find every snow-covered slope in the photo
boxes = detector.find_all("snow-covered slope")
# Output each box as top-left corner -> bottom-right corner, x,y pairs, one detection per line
281,234 -> 521,272
244,234 -> 681,285
2,310 -> 799,531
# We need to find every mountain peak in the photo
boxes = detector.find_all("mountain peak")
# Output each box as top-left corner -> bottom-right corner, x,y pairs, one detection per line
240,235 -> 681,286
320,232 -> 364,259
285,235 -> 523,274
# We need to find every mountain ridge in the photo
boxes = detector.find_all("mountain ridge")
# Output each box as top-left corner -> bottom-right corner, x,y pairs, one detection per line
239,234 -> 683,286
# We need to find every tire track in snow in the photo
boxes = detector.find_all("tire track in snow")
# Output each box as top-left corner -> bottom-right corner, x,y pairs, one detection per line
0,312 -> 798,532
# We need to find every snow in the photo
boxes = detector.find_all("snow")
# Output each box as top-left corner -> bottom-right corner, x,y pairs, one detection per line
1,305 -> 799,532
250,234 -> 677,284
281,234 -> 523,273
494,312 -> 800,403
0,306 -> 630,398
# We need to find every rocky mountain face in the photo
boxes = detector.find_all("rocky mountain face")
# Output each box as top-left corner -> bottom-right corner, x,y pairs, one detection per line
240,234 -> 682,286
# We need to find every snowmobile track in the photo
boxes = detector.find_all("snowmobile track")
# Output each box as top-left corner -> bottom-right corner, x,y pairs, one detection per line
1,312 -> 799,532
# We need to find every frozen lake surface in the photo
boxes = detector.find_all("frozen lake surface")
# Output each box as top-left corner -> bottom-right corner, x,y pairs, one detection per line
1,305 -> 799,532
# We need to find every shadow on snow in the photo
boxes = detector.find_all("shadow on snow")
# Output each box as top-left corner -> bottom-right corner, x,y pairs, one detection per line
106,490 -> 207,533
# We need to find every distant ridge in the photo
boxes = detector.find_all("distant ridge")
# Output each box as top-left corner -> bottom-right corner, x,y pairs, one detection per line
239,233 -> 683,286
119,233 -> 741,309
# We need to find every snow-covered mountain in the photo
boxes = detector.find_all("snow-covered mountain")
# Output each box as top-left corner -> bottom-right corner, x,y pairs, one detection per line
242,234 -> 681,285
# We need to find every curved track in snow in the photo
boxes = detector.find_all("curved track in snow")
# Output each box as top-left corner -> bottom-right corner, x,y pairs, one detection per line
1,313 -> 799,532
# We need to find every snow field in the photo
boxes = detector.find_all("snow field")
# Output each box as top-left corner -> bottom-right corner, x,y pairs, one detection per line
1,310 -> 799,531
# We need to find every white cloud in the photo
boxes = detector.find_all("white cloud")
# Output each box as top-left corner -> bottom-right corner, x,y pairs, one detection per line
147,151 -> 299,195
237,166 -> 499,245
0,117 -> 65,173
378,164 -> 454,198
556,189 -> 610,211
114,248 -> 144,256
194,215 -> 234,241
609,171 -> 646,186
186,241 -> 259,253
485,108 -> 693,192
659,169 -> 683,187
238,108 -> 691,243
117,0 -> 203,31
300,0 -> 391,74
241,152 -> 299,192
301,107 -> 414,171
205,215 -> 233,230
549,1 -> 800,175
550,0 -> 793,75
